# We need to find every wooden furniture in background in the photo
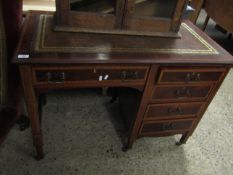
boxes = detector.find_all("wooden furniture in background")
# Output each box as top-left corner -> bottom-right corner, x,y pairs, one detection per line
13,12 -> 233,160
202,0 -> 233,33
0,0 -> 24,144
54,0 -> 188,37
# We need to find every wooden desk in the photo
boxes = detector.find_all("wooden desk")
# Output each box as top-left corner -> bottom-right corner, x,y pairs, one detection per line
13,12 -> 233,160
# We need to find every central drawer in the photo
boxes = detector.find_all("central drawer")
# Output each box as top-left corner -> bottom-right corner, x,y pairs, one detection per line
151,84 -> 213,102
144,102 -> 203,120
32,66 -> 148,86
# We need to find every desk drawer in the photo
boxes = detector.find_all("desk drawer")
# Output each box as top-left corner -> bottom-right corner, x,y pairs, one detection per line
144,102 -> 203,120
158,68 -> 225,84
152,84 -> 212,102
139,119 -> 194,136
32,66 -> 148,85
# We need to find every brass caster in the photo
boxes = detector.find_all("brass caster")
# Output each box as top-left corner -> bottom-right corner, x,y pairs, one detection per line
122,146 -> 129,152
35,154 -> 45,161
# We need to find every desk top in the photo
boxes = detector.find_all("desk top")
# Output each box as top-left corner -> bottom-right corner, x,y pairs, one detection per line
13,11 -> 233,65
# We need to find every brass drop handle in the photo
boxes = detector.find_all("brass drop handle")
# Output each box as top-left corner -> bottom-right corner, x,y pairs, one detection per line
175,87 -> 191,98
122,71 -> 127,80
163,123 -> 174,130
47,72 -> 66,83
168,107 -> 182,114
122,71 -> 139,81
134,71 -> 139,79
185,72 -> 201,81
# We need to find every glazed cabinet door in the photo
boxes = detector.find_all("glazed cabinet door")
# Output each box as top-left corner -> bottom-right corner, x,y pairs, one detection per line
122,0 -> 188,34
55,0 -> 126,30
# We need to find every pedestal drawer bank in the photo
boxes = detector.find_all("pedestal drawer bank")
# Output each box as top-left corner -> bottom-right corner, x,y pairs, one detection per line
13,12 -> 233,160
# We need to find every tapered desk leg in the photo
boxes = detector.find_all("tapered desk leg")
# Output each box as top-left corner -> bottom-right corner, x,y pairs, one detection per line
19,65 -> 44,160
202,16 -> 210,31
122,135 -> 134,152
176,132 -> 190,146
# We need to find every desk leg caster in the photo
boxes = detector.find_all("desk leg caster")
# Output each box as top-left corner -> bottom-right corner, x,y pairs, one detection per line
122,146 -> 129,152
176,133 -> 189,146
175,141 -> 184,146
17,115 -> 30,131
35,154 -> 45,161
107,88 -> 118,103
122,144 -> 132,152
34,146 -> 45,161
110,97 -> 117,104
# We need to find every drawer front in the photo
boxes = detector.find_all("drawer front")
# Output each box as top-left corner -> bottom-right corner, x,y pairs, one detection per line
152,84 -> 212,102
158,68 -> 225,84
140,119 -> 194,136
144,102 -> 203,120
32,66 -> 148,85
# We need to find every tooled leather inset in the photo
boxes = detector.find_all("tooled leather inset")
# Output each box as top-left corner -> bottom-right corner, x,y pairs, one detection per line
35,15 -> 218,55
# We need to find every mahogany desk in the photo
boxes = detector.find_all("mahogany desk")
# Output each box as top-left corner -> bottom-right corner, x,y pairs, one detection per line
13,12 -> 233,160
